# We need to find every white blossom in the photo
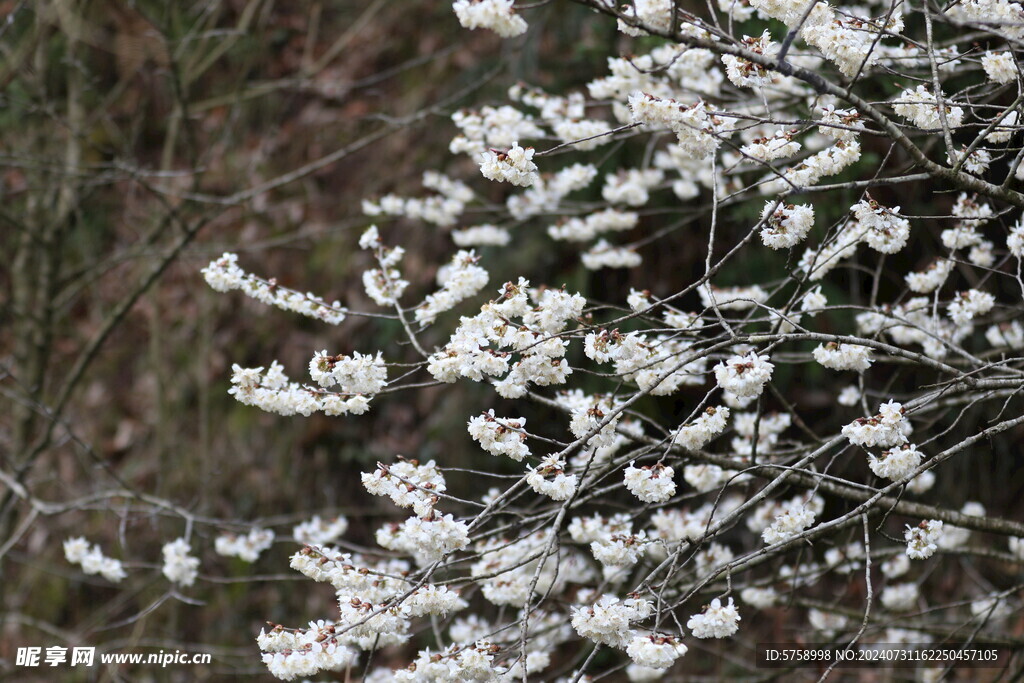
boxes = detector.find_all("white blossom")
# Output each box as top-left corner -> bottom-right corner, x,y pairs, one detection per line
762,501 -> 816,544
741,130 -> 801,162
526,455 -> 578,501
415,250 -> 489,325
629,95 -> 725,159
971,595 -> 1013,619
202,253 -> 346,324
906,469 -> 936,495
261,639 -> 356,681
801,286 -> 828,315
853,199 -> 911,254
478,144 -> 538,187
881,582 -> 919,611
627,663 -> 670,681
571,594 -> 654,647
64,537 -> 127,583
838,384 -> 861,406
881,553 -> 911,579
969,240 -> 994,267
808,608 -> 847,636
892,85 -> 964,130
569,402 -> 620,450
452,224 -> 511,247
623,463 -> 676,503
405,584 -> 468,617
982,51 -> 1017,84
1008,216 -> 1024,257
813,342 -> 873,371
986,321 -> 1024,350
741,587 -> 778,608
938,501 -> 985,550
818,106 -> 864,141
722,32 -> 777,89
842,400 -> 909,448
626,634 -> 688,669
293,515 -> 349,546
215,528 -> 275,562
700,284 -> 768,311
161,538 -> 200,586
868,443 -> 923,481
548,209 -> 638,242
590,532 -> 649,568
582,240 -> 643,269
468,410 -> 531,461
362,459 -> 447,517
683,464 -> 733,492
905,520 -> 943,559
906,258 -> 954,293
602,167 -> 664,207
762,139 -> 862,194
376,512 -> 470,566
948,289 -> 995,326
986,109 -> 1018,143
714,352 -> 774,397
687,597 -> 741,638
228,362 -> 374,418
760,202 -> 815,249
674,406 -> 730,451
453,0 -> 528,38
309,350 -> 387,394
617,0 -> 674,34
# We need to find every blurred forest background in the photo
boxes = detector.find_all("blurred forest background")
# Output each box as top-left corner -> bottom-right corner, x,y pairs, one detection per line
1,0 -> 1022,680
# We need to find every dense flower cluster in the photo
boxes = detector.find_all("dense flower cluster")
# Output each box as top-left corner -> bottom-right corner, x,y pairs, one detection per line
161,538 -> 200,586
853,199 -> 911,254
571,594 -> 655,647
478,144 -> 538,187
626,634 -> 688,668
893,86 -> 964,130
762,500 -> 817,545
623,462 -> 676,503
905,520 -> 944,560
185,2 -> 1024,679
452,0 -> 527,37
309,350 -> 387,394
686,598 -> 741,638
760,202 -> 814,249
714,352 -> 774,397
228,362 -> 373,417
64,537 -> 127,583
467,410 -> 531,461
416,250 -> 490,325
868,443 -> 923,482
203,253 -> 347,324
674,405 -> 730,451
214,528 -> 275,562
526,454 -> 578,500
842,400 -> 909,449
292,515 -> 349,546
813,342 -> 873,372
362,459 -> 447,517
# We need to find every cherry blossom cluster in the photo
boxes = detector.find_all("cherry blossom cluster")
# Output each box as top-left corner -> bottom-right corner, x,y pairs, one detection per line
905,520 -> 944,560
452,0 -> 527,38
202,252 -> 347,324
182,0 -> 1024,678
63,537 -> 127,583
161,538 -> 200,586
227,362 -> 373,416
214,528 -> 275,563
842,400 -> 910,449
